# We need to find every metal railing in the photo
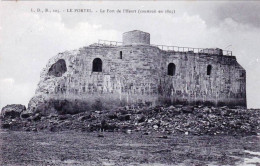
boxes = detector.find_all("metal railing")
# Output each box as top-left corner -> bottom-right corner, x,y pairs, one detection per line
96,39 -> 233,56
97,39 -> 123,46
152,45 -> 232,56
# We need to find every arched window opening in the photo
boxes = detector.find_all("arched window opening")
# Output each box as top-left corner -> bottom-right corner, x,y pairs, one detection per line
48,59 -> 67,77
168,63 -> 176,76
92,58 -> 102,72
207,65 -> 212,75
120,51 -> 123,59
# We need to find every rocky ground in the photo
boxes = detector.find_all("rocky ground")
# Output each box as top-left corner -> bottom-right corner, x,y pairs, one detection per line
0,130 -> 259,166
1,104 -> 259,136
1,104 -> 260,165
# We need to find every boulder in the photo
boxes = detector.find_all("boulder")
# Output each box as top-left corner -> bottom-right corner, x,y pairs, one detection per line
32,113 -> 42,121
1,123 -> 11,129
58,114 -> 72,120
181,106 -> 194,114
20,111 -> 32,119
118,114 -> 131,121
1,104 -> 26,119
137,115 -> 146,123
107,112 -> 118,120
77,114 -> 91,121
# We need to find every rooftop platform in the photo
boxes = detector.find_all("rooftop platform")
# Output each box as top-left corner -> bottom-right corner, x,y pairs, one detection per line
94,39 -> 233,56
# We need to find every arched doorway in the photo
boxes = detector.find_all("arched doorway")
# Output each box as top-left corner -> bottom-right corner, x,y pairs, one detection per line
168,63 -> 176,76
92,58 -> 102,72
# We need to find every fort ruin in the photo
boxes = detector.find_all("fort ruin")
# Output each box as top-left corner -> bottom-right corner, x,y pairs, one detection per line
28,30 -> 247,114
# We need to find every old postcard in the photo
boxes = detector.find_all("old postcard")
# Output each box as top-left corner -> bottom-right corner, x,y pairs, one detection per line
0,1 -> 259,165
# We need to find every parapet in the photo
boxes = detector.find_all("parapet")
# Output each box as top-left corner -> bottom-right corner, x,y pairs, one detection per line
201,48 -> 223,55
123,30 -> 150,45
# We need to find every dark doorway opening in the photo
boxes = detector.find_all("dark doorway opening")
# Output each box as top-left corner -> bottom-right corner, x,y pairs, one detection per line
207,65 -> 212,75
92,58 -> 102,72
168,63 -> 176,76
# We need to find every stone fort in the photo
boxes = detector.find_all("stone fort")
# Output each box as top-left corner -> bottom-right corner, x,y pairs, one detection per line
28,30 -> 247,114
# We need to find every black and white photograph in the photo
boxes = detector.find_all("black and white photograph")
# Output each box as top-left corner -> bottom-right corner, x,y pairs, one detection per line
0,1 -> 259,165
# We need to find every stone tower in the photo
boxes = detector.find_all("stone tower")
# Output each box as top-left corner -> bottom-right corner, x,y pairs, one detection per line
123,30 -> 150,45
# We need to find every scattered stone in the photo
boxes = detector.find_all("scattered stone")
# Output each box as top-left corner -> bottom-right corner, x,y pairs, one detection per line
153,125 -> 159,130
32,128 -> 37,132
175,105 -> 183,108
182,106 -> 193,114
0,105 -> 259,136
32,113 -> 41,121
77,114 -> 91,121
50,126 -> 58,132
48,113 -> 58,119
119,109 -> 128,115
143,132 -> 149,135
25,127 -> 31,132
20,111 -> 31,119
58,114 -> 71,120
158,135 -> 168,139
137,115 -> 146,123
107,113 -> 118,120
126,129 -> 132,134
118,114 -> 131,121
1,123 -> 10,129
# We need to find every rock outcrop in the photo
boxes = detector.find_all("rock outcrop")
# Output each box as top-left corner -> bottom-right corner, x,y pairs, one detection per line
1,104 -> 26,119
1,105 -> 259,136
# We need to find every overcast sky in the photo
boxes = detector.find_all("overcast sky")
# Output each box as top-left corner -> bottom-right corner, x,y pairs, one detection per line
0,1 -> 260,109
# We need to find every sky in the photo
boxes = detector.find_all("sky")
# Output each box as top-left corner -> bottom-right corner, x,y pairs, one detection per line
0,1 -> 260,109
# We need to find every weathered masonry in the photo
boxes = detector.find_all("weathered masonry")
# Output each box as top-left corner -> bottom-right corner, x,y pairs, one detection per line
28,30 -> 247,114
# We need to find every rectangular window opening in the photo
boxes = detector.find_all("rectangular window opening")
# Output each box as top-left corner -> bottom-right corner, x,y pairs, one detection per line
120,51 -> 123,59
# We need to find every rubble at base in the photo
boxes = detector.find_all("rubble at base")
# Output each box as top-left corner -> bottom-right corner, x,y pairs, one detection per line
1,104 -> 26,119
0,105 -> 259,136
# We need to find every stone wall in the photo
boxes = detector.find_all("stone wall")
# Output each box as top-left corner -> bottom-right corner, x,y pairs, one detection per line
160,52 -> 246,107
29,45 -> 163,113
28,36 -> 246,114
